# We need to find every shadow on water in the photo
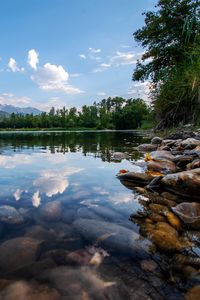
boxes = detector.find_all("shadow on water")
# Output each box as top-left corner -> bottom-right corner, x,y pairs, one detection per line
0,131 -> 192,299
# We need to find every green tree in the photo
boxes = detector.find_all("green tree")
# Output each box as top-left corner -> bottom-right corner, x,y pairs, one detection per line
133,0 -> 200,128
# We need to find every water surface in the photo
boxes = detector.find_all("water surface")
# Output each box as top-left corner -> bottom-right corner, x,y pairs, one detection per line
0,131 -> 189,299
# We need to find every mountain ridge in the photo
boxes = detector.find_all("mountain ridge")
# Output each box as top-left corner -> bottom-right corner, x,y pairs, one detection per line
0,104 -> 43,115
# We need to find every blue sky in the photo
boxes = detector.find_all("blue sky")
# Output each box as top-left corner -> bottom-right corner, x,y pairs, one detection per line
0,0 -> 156,111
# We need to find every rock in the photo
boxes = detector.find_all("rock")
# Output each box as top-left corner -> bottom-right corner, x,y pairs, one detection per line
151,137 -> 163,145
118,172 -> 153,186
149,203 -> 169,215
165,211 -> 182,230
67,246 -> 109,266
166,131 -> 195,140
140,260 -> 157,272
174,155 -> 194,169
0,281 -> 60,300
25,225 -> 56,241
42,266 -> 128,300
150,151 -> 175,161
137,144 -> 157,152
39,201 -> 62,222
181,138 -> 200,149
185,285 -> 200,300
73,218 -> 145,255
111,152 -> 129,161
161,192 -> 180,202
172,202 -> 200,229
0,205 -> 24,224
161,168 -> 200,200
147,159 -> 177,174
187,159 -> 200,170
0,237 -> 42,272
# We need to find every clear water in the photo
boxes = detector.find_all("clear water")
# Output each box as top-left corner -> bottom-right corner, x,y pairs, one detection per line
0,131 -> 190,299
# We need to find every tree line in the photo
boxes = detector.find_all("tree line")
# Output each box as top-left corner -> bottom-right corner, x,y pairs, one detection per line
0,97 -> 151,130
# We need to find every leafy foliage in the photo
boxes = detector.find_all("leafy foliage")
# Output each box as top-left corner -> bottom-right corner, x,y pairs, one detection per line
133,0 -> 200,128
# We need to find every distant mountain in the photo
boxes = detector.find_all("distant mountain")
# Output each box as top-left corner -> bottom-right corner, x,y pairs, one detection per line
0,110 -> 10,118
0,104 -> 43,115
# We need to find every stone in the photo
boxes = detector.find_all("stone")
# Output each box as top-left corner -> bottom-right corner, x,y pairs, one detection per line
117,171 -> 153,186
137,144 -> 157,152
150,150 -> 175,161
0,205 -> 24,224
172,202 -> 200,229
111,152 -> 129,161
140,260 -> 157,272
25,225 -> 56,241
185,285 -> 200,300
151,137 -> 163,145
147,159 -> 177,174
161,168 -> 200,200
73,218 -> 145,256
181,138 -> 200,149
0,281 -> 60,300
0,237 -> 42,272
187,159 -> 200,170
40,201 -> 62,222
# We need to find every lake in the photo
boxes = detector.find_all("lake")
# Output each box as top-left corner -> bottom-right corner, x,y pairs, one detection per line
0,131 -> 191,299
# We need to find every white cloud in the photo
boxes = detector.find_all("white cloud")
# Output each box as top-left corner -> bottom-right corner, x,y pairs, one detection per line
13,189 -> 23,201
0,93 -> 31,106
110,51 -> 137,66
92,51 -> 141,73
70,73 -> 81,77
31,63 -> 84,94
0,154 -> 32,169
89,47 -> 101,54
33,167 -> 83,197
28,49 -> 39,70
32,190 -> 41,207
79,54 -> 86,59
8,58 -> 24,72
97,92 -> 106,96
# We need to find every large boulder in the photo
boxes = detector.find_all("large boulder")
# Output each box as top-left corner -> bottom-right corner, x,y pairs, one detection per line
161,168 -> 200,200
0,237 -> 42,272
181,138 -> 200,149
117,172 -> 153,186
147,159 -> 177,174
73,218 -> 148,256
0,205 -> 24,225
172,202 -> 200,229
39,201 -> 62,222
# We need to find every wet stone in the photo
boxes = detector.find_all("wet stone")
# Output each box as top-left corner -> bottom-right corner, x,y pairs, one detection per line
39,201 -> 62,222
0,237 -> 43,273
0,205 -> 24,225
137,144 -> 157,152
0,281 -> 61,300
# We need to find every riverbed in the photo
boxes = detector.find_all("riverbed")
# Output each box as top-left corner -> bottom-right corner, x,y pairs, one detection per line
0,131 -> 194,299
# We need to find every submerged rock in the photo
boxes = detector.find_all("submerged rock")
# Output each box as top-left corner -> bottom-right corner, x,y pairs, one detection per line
111,152 -> 129,161
172,202 -> 200,229
0,281 -> 60,300
73,218 -> 144,255
0,205 -> 24,225
185,285 -> 200,300
39,201 -> 62,222
0,237 -> 42,272
161,168 -> 200,199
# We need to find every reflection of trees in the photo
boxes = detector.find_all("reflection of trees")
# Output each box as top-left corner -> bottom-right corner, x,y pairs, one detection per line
0,131 -> 145,161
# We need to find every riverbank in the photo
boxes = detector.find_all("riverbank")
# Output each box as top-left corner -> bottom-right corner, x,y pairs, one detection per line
117,128 -> 200,299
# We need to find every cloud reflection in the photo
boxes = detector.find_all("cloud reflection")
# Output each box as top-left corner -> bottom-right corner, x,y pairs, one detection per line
32,190 -> 41,207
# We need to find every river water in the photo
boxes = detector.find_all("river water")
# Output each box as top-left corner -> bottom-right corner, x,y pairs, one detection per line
0,131 -> 195,299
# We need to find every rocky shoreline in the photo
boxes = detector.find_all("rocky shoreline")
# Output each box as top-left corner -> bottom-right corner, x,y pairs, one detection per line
117,129 -> 200,299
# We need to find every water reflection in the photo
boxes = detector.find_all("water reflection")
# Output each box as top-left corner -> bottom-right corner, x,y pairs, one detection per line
0,131 -> 186,300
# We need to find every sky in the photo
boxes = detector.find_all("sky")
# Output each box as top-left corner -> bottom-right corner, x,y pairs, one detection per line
0,0 -> 157,111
